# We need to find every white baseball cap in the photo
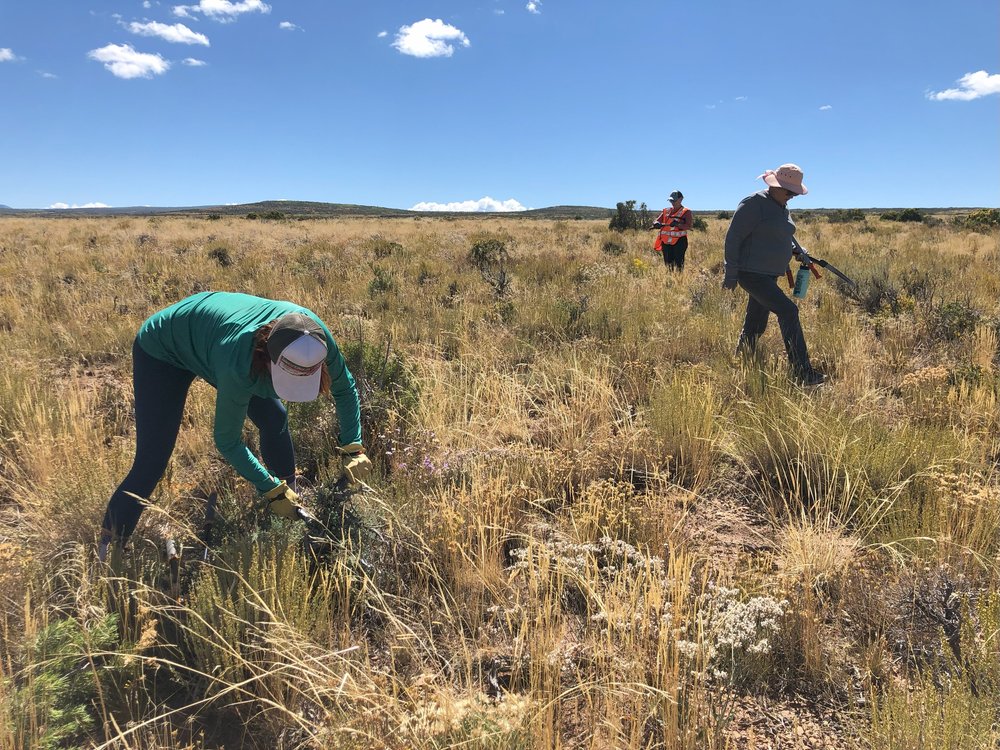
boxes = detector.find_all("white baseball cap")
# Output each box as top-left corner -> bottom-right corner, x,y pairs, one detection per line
266,313 -> 328,402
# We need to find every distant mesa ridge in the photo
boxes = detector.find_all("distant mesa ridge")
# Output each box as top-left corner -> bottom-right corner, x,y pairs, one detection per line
0,200 -> 614,220
0,200 -> 983,218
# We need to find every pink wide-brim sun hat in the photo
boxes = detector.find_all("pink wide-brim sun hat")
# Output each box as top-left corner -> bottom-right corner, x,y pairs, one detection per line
759,163 -> 808,195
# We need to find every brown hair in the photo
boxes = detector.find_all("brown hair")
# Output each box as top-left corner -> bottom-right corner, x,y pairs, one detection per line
251,320 -> 331,397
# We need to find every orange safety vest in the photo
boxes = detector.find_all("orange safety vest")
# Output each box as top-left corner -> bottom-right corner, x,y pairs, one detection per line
654,206 -> 691,251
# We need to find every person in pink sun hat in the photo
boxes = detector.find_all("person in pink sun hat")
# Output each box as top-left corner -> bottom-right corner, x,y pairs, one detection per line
721,163 -> 825,387
761,163 -> 808,196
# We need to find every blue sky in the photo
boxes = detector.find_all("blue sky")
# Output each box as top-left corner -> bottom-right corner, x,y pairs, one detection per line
1,1 -> 998,211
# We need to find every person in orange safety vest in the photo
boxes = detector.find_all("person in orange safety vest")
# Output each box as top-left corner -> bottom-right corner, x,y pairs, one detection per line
653,190 -> 694,271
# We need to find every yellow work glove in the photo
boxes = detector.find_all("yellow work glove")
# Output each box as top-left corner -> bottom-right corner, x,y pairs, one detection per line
263,481 -> 301,519
338,443 -> 373,486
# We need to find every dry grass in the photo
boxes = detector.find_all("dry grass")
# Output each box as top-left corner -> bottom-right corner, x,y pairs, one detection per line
0,213 -> 998,748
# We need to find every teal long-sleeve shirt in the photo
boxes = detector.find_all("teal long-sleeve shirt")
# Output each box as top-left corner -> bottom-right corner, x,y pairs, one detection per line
136,291 -> 362,493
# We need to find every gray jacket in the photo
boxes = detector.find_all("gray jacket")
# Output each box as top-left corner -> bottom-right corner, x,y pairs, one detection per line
723,190 -> 803,280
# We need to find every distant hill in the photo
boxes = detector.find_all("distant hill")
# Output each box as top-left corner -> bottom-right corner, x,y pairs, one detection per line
522,205 -> 613,220
0,204 -> 9,209
0,200 -> 615,220
0,200 -> 985,220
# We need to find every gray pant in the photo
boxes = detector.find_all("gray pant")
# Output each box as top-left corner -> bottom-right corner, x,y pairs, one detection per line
736,272 -> 812,374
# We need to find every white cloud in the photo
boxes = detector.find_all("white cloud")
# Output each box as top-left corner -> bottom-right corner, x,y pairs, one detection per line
927,70 -> 1000,101
88,43 -> 170,79
49,202 -> 111,209
182,57 -> 207,66
392,18 -> 470,58
819,104 -> 833,110
526,1 -> 542,13
377,30 -> 388,38
734,95 -> 747,101
410,197 -> 528,212
494,9 -> 505,14
39,71 -> 57,79
128,21 -> 210,45
173,0 -> 270,23
143,1 -> 153,8
279,21 -> 299,30
0,48 -> 17,62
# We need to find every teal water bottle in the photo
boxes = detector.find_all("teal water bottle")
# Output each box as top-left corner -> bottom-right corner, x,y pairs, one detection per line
792,266 -> 811,299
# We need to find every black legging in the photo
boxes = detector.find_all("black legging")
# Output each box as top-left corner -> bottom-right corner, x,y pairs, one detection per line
662,236 -> 688,271
101,338 -> 294,541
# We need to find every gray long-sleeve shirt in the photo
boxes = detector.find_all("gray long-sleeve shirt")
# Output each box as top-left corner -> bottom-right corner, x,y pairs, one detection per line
723,190 -> 803,279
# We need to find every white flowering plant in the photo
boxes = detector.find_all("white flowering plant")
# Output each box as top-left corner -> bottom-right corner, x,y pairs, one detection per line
679,584 -> 788,689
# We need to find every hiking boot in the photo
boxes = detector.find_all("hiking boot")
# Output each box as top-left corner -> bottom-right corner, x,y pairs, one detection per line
797,369 -> 827,387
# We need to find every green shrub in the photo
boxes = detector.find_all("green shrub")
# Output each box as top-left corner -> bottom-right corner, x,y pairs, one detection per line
928,300 -> 981,342
960,208 -> 1000,230
439,280 -> 460,308
692,216 -> 708,231
363,235 -> 404,260
947,363 -> 996,390
881,208 -> 924,223
608,200 -> 641,232
288,335 -> 419,476
6,615 -> 121,750
638,201 -> 651,229
208,246 -> 233,267
340,338 -> 420,455
553,294 -> 590,340
827,209 -> 866,223
899,266 -> 937,302
716,211 -> 731,220
468,233 -> 511,272
843,272 -> 913,317
495,298 -> 517,324
601,239 -> 625,256
341,338 -> 418,411
367,266 -> 397,298
468,232 -> 513,300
